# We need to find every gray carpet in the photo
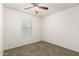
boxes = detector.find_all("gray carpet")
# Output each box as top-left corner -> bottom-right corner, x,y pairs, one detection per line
3,41 -> 79,56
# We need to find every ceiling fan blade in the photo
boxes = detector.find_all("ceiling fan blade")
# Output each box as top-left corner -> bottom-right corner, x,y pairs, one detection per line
38,6 -> 48,10
24,7 -> 32,10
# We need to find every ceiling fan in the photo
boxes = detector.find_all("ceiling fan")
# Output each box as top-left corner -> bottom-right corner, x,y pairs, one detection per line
24,3 -> 48,14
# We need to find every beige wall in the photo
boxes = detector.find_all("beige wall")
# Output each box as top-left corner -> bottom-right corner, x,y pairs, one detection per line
0,3 -> 3,55
43,5 -> 79,52
3,7 -> 42,50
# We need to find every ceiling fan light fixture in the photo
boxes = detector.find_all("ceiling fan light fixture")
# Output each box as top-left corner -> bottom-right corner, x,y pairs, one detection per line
24,3 -> 49,14
32,6 -> 39,14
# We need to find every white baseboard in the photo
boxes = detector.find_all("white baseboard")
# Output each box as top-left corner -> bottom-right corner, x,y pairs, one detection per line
42,40 -> 79,53
4,40 -> 41,50
0,51 -> 3,56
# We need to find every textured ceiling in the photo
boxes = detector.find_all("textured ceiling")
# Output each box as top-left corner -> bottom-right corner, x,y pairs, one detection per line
4,3 -> 79,17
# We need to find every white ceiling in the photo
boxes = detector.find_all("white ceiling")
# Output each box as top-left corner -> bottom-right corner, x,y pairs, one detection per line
4,3 -> 79,17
